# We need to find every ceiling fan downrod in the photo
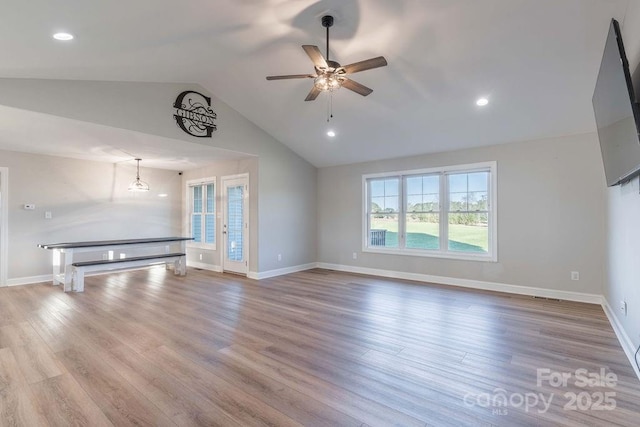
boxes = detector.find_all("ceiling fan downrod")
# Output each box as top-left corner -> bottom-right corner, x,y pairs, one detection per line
322,15 -> 334,62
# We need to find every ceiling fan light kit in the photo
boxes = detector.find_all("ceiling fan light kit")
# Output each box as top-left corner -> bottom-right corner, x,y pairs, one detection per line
266,15 -> 387,102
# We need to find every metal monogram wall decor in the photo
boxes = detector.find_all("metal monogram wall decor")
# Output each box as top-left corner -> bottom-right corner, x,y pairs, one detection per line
173,90 -> 217,137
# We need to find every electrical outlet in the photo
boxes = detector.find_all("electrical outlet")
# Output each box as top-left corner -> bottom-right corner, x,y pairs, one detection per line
44,211 -> 52,219
199,253 -> 203,261
570,271 -> 579,281
353,252 -> 357,260
277,254 -> 282,262
620,300 -> 627,315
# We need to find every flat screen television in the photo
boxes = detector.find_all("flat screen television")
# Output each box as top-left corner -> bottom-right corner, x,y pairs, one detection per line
593,19 -> 640,187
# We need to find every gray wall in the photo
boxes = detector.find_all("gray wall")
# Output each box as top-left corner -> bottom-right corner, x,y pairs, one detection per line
603,3 -> 640,353
257,144 -> 317,272
0,149 -> 182,281
318,133 -> 606,294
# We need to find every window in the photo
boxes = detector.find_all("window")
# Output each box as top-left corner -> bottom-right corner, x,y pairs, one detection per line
188,178 -> 216,248
363,162 -> 496,261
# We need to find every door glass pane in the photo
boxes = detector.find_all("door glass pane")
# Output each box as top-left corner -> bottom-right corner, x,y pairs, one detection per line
227,185 -> 243,261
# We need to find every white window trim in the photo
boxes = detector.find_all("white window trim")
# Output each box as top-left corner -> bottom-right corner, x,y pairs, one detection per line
186,176 -> 216,250
362,161 -> 497,262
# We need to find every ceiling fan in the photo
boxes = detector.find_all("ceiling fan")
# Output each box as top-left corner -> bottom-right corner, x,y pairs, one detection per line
266,15 -> 388,101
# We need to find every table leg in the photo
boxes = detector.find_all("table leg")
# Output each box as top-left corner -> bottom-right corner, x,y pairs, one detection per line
63,249 -> 74,292
52,249 -> 62,286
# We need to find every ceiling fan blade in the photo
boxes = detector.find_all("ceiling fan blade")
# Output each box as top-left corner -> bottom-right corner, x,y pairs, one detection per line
342,56 -> 388,74
341,78 -> 374,96
304,86 -> 322,101
266,74 -> 315,80
302,45 -> 328,69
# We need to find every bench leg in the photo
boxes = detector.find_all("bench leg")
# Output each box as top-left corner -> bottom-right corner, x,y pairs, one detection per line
73,268 -> 85,292
175,256 -> 186,276
65,268 -> 74,292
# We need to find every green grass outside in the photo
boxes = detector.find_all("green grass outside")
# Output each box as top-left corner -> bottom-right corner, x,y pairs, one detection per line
371,219 -> 488,253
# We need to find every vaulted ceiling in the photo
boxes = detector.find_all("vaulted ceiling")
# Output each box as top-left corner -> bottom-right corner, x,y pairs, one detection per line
0,0 -> 632,169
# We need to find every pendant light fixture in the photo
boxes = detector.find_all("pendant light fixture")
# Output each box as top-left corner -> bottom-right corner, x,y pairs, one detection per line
128,158 -> 150,192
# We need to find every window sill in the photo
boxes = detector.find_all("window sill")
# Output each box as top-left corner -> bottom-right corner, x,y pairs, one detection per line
187,243 -> 217,251
362,247 -> 497,262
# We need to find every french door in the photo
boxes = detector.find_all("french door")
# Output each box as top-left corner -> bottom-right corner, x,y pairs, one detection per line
222,174 -> 248,275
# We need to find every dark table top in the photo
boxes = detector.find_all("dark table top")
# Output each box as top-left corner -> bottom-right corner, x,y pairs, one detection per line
38,237 -> 193,250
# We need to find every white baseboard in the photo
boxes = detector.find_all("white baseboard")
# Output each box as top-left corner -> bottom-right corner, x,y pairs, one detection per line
6,274 -> 52,287
248,263 -> 318,280
316,263 -> 603,304
186,261 -> 222,273
602,298 -> 640,380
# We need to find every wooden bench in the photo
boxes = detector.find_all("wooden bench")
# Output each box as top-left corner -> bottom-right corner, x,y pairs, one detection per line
71,252 -> 186,292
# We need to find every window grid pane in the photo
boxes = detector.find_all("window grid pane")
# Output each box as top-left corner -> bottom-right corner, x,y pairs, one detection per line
447,172 -> 489,213
204,214 -> 215,243
448,213 -> 488,253
369,214 -> 399,248
406,213 -> 440,250
206,184 -> 214,213
192,186 -> 203,213
190,182 -> 215,246
406,175 -> 439,213
369,178 -> 399,213
192,213 -> 202,243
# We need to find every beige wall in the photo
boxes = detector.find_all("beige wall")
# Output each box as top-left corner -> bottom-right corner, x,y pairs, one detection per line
318,133 -> 606,294
0,149 -> 182,282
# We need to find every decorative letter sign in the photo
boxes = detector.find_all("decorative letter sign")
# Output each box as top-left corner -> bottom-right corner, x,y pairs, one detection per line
173,91 -> 217,137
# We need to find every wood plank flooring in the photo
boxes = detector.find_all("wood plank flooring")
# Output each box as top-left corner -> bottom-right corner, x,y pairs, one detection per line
0,267 -> 639,426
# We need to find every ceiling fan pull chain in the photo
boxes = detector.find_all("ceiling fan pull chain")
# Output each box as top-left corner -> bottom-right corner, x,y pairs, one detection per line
331,92 -> 334,120
327,93 -> 330,122
327,92 -> 334,122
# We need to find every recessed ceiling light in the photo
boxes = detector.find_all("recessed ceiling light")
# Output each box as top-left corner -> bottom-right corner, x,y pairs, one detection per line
53,32 -> 74,41
476,97 -> 489,106
327,130 -> 336,137
158,193 -> 169,198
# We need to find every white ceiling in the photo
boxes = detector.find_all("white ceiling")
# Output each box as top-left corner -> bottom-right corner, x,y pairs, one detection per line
0,0 -> 632,168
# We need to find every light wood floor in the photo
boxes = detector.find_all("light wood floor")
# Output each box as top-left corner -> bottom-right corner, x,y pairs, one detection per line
1,267 -> 639,426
